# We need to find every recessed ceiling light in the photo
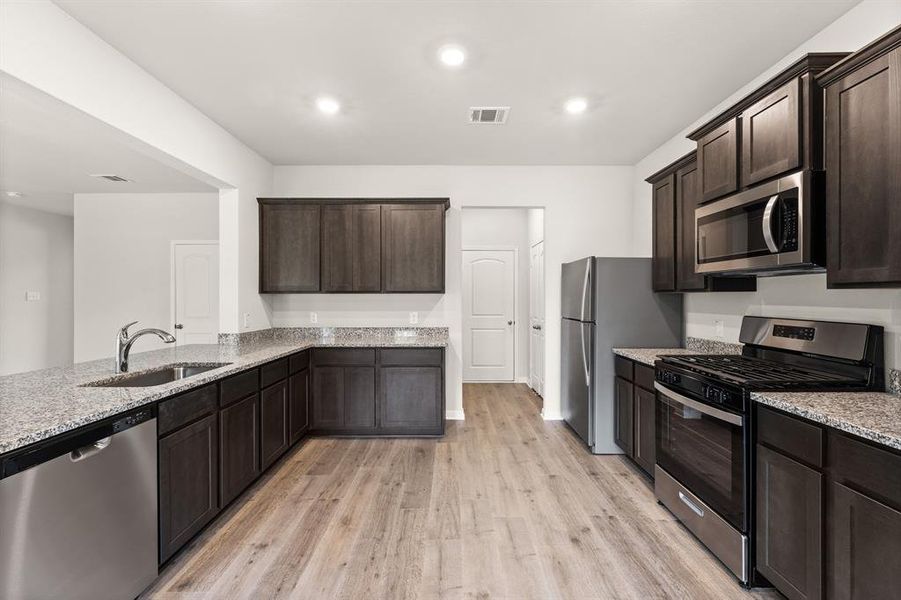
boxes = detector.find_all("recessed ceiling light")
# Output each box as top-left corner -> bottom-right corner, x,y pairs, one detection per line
5,191 -> 23,198
316,96 -> 340,115
439,44 -> 466,68
564,97 -> 588,115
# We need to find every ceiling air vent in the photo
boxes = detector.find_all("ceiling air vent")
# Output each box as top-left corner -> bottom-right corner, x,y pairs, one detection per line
469,106 -> 509,124
90,174 -> 132,183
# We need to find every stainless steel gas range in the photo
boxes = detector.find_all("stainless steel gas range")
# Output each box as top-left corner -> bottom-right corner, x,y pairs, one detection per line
653,316 -> 884,586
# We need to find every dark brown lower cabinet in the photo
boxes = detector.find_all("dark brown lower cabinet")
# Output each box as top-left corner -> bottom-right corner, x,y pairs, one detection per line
614,376 -> 634,456
756,444 -> 823,600
289,369 -> 310,444
380,366 -> 443,434
219,393 -> 260,506
829,481 -> 901,600
633,387 -> 656,475
158,414 -> 218,564
260,380 -> 289,470
312,366 -> 376,431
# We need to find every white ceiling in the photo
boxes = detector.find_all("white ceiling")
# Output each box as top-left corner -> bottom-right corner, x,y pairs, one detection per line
56,0 -> 858,166
0,75 -> 216,216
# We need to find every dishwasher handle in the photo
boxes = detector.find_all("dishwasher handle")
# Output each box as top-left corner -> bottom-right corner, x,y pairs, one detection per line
70,437 -> 112,462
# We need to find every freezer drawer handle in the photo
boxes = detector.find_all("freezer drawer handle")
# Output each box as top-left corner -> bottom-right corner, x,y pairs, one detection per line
70,437 -> 111,462
679,491 -> 705,518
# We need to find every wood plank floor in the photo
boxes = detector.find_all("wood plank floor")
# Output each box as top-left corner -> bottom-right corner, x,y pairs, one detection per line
143,383 -> 782,600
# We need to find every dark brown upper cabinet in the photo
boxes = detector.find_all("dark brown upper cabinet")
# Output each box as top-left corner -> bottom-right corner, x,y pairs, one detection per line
646,152 -> 756,293
741,78 -> 801,187
688,53 -> 848,202
259,203 -> 321,293
651,174 -> 677,292
697,118 -> 740,203
259,198 -> 448,294
321,204 -> 382,292
382,203 -> 446,293
817,26 -> 901,288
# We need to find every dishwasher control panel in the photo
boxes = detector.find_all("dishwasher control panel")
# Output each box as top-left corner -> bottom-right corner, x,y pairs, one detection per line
112,408 -> 153,433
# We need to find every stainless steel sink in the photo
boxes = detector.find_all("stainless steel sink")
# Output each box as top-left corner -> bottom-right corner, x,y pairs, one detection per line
82,363 -> 231,388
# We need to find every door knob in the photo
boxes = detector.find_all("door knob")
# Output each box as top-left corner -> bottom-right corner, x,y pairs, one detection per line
532,324 -> 542,330
174,324 -> 184,330
507,320 -> 514,325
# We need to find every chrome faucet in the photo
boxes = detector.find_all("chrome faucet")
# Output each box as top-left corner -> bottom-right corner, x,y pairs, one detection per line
116,321 -> 176,373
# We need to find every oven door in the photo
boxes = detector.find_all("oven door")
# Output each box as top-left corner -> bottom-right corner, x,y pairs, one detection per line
695,171 -> 809,274
655,382 -> 746,531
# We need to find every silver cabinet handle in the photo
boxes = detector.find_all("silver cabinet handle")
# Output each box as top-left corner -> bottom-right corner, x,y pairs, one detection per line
762,194 -> 781,253
679,491 -> 705,517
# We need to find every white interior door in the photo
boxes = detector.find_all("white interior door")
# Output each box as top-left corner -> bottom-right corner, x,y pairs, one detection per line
173,243 -> 219,345
463,249 -> 515,381
529,241 -> 546,396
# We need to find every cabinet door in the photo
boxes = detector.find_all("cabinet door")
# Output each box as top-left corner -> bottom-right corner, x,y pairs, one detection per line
633,387 -> 656,476
829,481 -> 901,600
697,118 -> 740,203
825,48 -> 901,287
756,444 -> 823,600
614,376 -> 634,456
260,380 -> 289,470
652,174 -> 676,292
312,366 -> 344,429
741,78 -> 801,186
380,366 -> 443,434
344,367 -> 376,429
260,203 -> 320,292
158,414 -> 218,563
353,204 -> 381,292
382,203 -> 445,292
289,369 -> 310,444
675,161 -> 706,292
219,393 -> 260,506
321,204 -> 354,292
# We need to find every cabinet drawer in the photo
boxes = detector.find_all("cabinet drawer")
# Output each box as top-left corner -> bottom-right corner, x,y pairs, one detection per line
260,358 -> 289,388
380,348 -> 443,366
757,406 -> 824,468
828,431 -> 901,509
220,369 -> 259,407
313,348 -> 376,365
614,356 -> 634,381
634,364 -> 655,392
289,351 -> 310,374
158,384 -> 218,436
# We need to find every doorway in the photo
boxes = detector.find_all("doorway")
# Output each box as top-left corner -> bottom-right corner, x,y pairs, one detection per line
171,241 -> 219,345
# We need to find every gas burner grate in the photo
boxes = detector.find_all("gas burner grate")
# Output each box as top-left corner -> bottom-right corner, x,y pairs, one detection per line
661,354 -> 861,388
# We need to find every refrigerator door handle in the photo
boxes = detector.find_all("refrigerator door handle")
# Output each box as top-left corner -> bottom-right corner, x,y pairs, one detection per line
580,323 -> 590,387
580,260 -> 591,322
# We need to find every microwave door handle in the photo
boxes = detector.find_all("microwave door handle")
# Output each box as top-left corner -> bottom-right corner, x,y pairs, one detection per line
762,194 -> 781,253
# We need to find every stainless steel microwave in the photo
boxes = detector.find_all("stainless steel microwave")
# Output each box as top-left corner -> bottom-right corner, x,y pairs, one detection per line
695,170 -> 824,275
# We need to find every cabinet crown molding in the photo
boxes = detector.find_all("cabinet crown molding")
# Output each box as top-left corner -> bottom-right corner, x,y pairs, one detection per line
258,197 -> 450,210
645,150 -> 697,184
817,25 -> 901,86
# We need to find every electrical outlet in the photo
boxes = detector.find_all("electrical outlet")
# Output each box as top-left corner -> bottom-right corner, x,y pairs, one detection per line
310,312 -> 318,324
409,312 -> 419,325
24,291 -> 40,302
243,313 -> 250,329
715,319 -> 725,339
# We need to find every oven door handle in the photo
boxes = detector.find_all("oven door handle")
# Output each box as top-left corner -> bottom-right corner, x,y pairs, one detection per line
655,382 -> 743,426
762,194 -> 782,254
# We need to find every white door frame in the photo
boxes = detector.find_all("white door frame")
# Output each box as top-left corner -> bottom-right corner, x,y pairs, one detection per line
462,245 -> 518,383
529,240 -> 545,396
170,240 -> 219,342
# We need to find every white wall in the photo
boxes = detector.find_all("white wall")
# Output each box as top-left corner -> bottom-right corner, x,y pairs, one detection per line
0,203 -> 74,375
73,193 -> 218,362
0,0 -> 274,337
271,165 -> 635,419
631,0 -> 901,373
461,208 -> 532,382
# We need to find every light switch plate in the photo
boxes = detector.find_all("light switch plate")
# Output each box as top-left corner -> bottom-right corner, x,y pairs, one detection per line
243,313 -> 250,329
25,291 -> 40,302
409,312 -> 419,325
715,320 -> 725,339
310,312 -> 318,324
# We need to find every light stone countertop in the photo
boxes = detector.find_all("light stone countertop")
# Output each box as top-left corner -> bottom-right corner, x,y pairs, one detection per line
752,390 -> 901,451
0,328 -> 447,456
611,348 -> 699,367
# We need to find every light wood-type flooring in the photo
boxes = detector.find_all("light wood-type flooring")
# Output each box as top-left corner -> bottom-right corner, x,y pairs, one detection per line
143,383 -> 782,599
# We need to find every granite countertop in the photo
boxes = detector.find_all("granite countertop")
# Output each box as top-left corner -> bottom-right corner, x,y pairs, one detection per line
612,348 -> 697,367
0,328 -> 447,456
752,390 -> 901,451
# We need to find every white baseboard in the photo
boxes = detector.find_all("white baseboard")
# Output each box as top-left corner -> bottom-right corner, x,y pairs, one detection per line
446,409 -> 466,420
541,410 -> 563,421
514,376 -> 530,384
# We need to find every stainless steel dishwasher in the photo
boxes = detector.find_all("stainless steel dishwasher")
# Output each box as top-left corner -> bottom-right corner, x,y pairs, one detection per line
0,407 -> 158,600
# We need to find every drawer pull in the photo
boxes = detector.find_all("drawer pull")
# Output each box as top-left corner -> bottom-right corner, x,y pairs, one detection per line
679,491 -> 705,517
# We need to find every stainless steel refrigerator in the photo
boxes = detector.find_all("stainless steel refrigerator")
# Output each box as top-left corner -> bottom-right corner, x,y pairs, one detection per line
561,257 -> 683,454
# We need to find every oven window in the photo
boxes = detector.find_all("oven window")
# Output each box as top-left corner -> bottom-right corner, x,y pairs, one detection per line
656,393 -> 746,531
697,201 -> 770,264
